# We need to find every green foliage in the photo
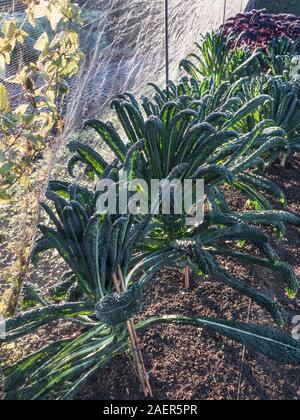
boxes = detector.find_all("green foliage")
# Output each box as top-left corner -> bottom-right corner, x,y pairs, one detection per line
232,74 -> 300,153
2,28 -> 300,401
95,284 -> 143,326
260,38 -> 300,75
32,182 -> 151,302
76,85 -> 289,220
4,144 -> 297,399
20,282 -> 47,310
181,31 -> 300,156
179,31 -> 262,88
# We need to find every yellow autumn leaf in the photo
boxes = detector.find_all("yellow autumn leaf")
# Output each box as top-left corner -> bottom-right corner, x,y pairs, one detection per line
47,2 -> 63,31
0,55 -> 6,71
15,29 -> 29,45
14,104 -> 29,116
32,0 -> 49,19
34,32 -> 49,52
20,175 -> 30,188
27,9 -> 36,28
9,67 -> 27,85
0,83 -> 10,113
1,18 -> 17,38
0,190 -> 12,204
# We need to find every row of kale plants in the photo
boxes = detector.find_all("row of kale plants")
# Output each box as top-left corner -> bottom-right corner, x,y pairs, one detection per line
2,27 -> 300,400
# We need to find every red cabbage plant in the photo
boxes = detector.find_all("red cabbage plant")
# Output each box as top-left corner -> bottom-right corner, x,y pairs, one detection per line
222,9 -> 300,51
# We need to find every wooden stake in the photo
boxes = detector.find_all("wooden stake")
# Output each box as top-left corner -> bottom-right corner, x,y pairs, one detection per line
117,267 -> 153,398
112,273 -> 147,395
126,319 -> 148,397
184,266 -> 190,289
112,270 -> 153,398
117,266 -> 126,291
130,321 -> 153,398
112,272 -> 121,293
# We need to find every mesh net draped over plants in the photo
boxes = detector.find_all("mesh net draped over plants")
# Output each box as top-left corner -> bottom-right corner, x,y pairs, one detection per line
0,0 -> 248,137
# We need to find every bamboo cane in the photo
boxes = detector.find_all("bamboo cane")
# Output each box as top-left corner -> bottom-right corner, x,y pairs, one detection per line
118,267 -> 153,398
184,266 -> 190,289
112,271 -> 151,397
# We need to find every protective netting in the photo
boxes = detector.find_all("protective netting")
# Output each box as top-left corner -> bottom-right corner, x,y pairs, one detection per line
0,0 -> 249,137
65,0 -> 249,136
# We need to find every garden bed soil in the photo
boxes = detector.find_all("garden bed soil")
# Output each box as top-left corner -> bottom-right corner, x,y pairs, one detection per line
1,155 -> 300,401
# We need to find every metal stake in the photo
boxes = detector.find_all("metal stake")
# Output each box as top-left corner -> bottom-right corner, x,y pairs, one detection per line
164,0 -> 170,96
223,0 -> 227,24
